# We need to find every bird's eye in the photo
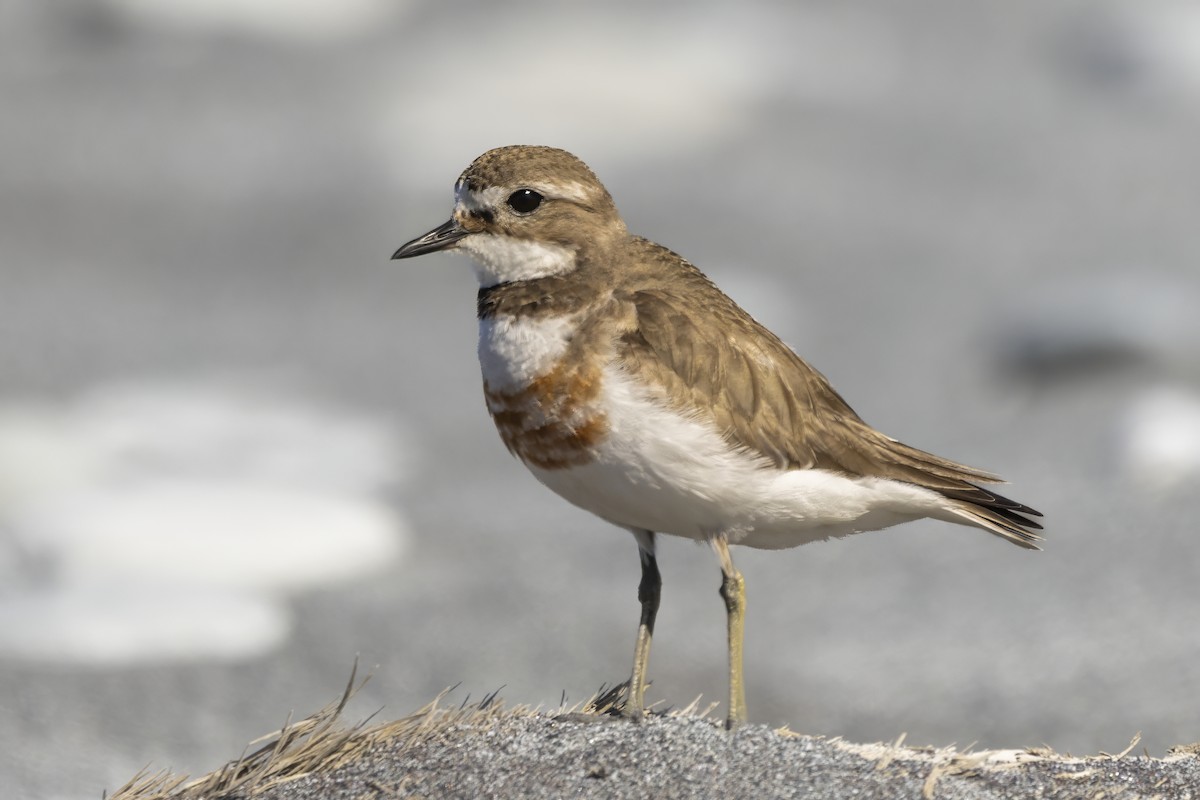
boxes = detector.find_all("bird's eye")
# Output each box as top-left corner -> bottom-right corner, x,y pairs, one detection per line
506,189 -> 543,214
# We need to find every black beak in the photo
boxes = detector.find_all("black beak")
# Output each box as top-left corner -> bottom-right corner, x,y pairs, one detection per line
391,218 -> 469,260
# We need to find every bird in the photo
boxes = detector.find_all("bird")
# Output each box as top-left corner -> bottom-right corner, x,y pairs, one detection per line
392,145 -> 1042,729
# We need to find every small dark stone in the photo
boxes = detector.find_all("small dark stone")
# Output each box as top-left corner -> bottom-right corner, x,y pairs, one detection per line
585,764 -> 609,779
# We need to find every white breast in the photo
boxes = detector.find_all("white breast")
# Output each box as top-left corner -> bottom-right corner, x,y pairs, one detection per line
477,313 -> 576,391
526,365 -> 953,549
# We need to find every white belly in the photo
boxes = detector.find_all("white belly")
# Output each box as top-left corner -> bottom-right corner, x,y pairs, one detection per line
527,366 -> 951,549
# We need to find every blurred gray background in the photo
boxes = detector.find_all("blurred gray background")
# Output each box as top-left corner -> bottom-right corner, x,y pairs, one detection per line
4,1 -> 1200,798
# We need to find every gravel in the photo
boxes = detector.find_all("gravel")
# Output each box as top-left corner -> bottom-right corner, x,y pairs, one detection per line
117,694 -> 1200,800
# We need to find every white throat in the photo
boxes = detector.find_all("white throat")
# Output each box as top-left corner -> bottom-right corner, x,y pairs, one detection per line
459,234 -> 576,287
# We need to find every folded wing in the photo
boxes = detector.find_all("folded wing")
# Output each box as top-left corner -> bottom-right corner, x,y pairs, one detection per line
615,240 -> 1043,548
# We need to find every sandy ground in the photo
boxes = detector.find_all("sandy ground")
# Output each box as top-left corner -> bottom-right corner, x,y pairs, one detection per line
3,2 -> 1200,799
111,684 -> 1200,800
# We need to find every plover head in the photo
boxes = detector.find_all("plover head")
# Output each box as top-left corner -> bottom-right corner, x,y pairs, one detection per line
392,145 -> 627,287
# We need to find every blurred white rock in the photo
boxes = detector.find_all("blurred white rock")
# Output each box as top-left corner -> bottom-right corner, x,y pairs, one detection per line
103,0 -> 407,43
18,480 -> 401,591
374,5 -> 898,183
0,585 -> 288,665
1121,386 -> 1200,495
0,375 -> 408,664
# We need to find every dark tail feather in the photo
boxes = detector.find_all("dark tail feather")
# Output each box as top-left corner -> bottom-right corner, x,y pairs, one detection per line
942,484 -> 1044,550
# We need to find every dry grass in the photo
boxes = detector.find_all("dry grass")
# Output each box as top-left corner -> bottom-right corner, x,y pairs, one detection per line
105,666 -> 1195,800
103,671 -> 713,800
106,666 -> 504,800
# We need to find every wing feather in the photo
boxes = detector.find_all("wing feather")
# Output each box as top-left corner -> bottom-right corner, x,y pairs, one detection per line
614,239 -> 1043,547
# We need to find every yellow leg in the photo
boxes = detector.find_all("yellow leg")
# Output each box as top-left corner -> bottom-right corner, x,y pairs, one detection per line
713,535 -> 747,729
624,532 -> 660,720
